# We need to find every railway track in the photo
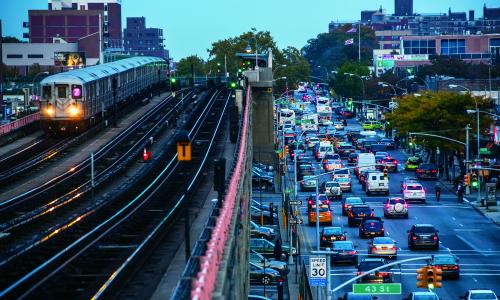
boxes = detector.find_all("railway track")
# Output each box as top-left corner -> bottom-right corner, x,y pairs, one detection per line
0,89 -> 197,258
0,88 -> 230,299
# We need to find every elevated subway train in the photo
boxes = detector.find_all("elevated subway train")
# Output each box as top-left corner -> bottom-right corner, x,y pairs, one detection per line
39,56 -> 167,134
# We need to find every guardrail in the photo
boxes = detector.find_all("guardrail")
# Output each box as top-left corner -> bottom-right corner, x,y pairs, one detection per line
185,87 -> 251,300
0,112 -> 40,136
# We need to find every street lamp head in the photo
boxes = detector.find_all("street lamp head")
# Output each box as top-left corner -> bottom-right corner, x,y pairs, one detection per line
448,84 -> 458,88
245,44 -> 252,53
466,109 -> 476,114
407,75 -> 415,79
343,73 -> 352,76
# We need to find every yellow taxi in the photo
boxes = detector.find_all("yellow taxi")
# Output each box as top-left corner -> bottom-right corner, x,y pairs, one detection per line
309,205 -> 333,226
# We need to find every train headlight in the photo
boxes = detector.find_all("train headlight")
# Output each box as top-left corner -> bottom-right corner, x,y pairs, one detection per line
69,105 -> 79,116
46,107 -> 55,115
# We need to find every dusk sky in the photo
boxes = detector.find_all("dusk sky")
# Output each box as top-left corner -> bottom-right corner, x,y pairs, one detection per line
1,0 -> 499,60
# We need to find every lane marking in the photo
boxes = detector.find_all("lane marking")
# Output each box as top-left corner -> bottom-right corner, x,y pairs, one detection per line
452,217 -> 456,221
454,228 -> 481,232
455,234 -> 486,256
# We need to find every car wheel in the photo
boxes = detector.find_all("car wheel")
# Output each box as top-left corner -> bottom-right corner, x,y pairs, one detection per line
261,275 -> 271,285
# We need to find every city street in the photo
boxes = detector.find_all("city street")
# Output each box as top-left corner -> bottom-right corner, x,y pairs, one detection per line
284,112 -> 500,299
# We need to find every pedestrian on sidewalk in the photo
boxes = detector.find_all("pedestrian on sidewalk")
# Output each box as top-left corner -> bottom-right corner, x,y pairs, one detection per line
274,236 -> 283,261
434,183 -> 441,202
457,182 -> 464,203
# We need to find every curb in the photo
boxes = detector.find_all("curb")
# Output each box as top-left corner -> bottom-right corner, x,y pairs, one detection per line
467,200 -> 500,226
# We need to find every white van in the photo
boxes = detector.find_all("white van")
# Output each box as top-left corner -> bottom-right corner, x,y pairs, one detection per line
366,172 -> 389,196
355,153 -> 376,177
316,141 -> 334,161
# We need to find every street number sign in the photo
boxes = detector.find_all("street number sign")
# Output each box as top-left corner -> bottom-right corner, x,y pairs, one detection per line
309,256 -> 326,286
290,218 -> 303,224
353,283 -> 402,295
289,200 -> 302,205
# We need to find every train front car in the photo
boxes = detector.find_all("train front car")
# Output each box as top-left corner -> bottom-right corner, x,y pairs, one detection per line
40,74 -> 87,135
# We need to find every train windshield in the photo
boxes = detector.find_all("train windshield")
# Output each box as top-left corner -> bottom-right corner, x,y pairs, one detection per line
56,85 -> 68,98
42,86 -> 52,99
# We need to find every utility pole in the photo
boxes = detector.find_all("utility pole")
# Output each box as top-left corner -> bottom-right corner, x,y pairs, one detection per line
358,22 -> 361,62
465,125 -> 470,195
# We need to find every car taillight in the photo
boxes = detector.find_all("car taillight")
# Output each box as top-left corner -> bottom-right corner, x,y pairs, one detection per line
453,265 -> 458,269
381,228 -> 385,231
378,272 -> 389,276
395,160 -> 398,164
325,200 -> 330,205
370,212 -> 374,217
341,236 -> 346,240
433,235 -> 438,240
308,200 -> 313,205
322,236 -> 326,241
348,251 -> 357,255
372,246 -> 377,251
404,203 -> 408,208
412,236 -> 417,240
343,204 -> 348,208
385,204 -> 390,209
356,272 -> 362,276
392,246 -> 397,250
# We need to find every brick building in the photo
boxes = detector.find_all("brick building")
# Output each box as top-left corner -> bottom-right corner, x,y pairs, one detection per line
123,17 -> 168,58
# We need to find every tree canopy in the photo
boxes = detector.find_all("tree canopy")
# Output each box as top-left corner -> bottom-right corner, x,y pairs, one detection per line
385,92 -> 492,154
175,55 -> 206,77
416,56 -> 500,80
302,24 -> 377,78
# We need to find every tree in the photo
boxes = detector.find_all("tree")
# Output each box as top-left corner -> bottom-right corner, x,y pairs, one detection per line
28,63 -> 42,78
385,92 -> 492,156
330,61 -> 370,99
302,24 -> 377,78
416,56 -> 500,80
175,55 -> 206,77
2,36 -> 25,43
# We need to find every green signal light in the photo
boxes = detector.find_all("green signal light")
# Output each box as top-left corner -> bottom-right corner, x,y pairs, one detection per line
170,78 -> 176,83
472,181 -> 478,187
428,283 -> 435,290
230,82 -> 237,88
217,62 -> 221,66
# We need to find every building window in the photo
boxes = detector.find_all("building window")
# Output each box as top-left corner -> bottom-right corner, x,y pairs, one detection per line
403,39 -> 436,55
28,54 -> 43,58
7,54 -> 22,58
441,39 -> 465,55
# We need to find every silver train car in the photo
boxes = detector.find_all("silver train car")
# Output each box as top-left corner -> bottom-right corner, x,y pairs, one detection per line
39,56 -> 167,134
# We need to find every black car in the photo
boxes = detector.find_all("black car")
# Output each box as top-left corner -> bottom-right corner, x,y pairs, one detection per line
252,168 -> 274,190
367,144 -> 387,153
297,163 -> 315,181
380,138 -> 395,150
331,241 -> 358,265
431,254 -> 460,279
359,217 -> 385,238
347,153 -> 358,166
407,224 -> 439,250
347,205 -> 374,227
341,197 -> 365,216
320,226 -> 347,248
356,258 -> 393,283
416,163 -> 439,180
249,262 -> 284,285
338,144 -> 356,158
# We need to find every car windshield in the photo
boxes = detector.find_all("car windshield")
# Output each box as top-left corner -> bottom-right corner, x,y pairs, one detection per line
324,227 -> 342,235
352,207 -> 371,214
414,294 -> 439,300
334,169 -> 349,175
470,293 -> 497,299
414,226 -> 436,233
333,242 -> 353,250
346,198 -> 363,204
420,164 -> 436,170
433,256 -> 456,265
373,237 -> 393,244
326,182 -> 340,187
389,198 -> 404,204
407,185 -> 423,191
359,261 -> 385,271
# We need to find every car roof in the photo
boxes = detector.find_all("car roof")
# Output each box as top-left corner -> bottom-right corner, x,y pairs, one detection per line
361,258 -> 385,262
412,292 -> 438,296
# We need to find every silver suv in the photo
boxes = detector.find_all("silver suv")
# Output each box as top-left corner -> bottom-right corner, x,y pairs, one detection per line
383,197 -> 408,218
323,181 -> 342,200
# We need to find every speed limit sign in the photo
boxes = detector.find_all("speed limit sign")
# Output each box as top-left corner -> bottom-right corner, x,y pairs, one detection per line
309,256 -> 327,286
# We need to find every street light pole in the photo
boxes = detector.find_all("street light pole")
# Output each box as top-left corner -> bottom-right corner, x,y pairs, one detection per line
32,71 -> 49,102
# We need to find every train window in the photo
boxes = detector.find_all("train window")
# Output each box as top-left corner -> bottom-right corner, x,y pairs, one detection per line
72,85 -> 82,99
42,86 -> 52,99
56,85 -> 68,98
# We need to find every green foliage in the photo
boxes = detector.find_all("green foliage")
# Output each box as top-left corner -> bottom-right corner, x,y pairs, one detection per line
2,36 -> 25,43
331,61 -> 370,98
175,55 -> 206,77
416,56 -> 500,80
205,30 -> 310,92
28,63 -> 42,78
385,92 -> 492,153
302,24 -> 377,76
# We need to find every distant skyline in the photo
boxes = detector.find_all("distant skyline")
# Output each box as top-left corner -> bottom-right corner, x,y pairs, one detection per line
1,0 -> 499,60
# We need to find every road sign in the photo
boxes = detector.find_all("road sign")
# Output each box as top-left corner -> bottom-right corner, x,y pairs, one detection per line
289,200 -> 302,206
290,218 -> 303,224
309,256 -> 326,286
353,283 -> 402,295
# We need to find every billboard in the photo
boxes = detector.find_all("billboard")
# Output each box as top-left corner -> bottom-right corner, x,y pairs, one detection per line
54,52 -> 86,67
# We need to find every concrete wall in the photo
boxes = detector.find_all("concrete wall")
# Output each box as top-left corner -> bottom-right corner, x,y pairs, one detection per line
252,87 -> 275,165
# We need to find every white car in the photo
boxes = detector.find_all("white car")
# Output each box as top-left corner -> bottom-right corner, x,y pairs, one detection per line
383,197 -> 409,218
403,183 -> 426,203
333,168 -> 352,192
461,290 -> 498,300
368,237 -> 398,259
323,181 -> 342,200
334,121 -> 344,130
366,172 -> 389,196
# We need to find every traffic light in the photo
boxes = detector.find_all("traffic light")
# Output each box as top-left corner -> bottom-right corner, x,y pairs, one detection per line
228,81 -> 237,89
471,173 -> 478,188
383,168 -> 389,179
170,77 -> 177,92
426,267 -> 442,289
426,267 -> 435,289
284,146 -> 289,157
464,174 -> 470,186
416,266 -> 428,288
217,62 -> 221,73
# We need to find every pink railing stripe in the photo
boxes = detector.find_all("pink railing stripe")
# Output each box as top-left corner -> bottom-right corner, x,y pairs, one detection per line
0,112 -> 40,136
191,87 -> 251,300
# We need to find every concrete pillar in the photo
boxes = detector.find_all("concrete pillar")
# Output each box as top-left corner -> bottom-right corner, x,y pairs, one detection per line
252,87 -> 275,165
